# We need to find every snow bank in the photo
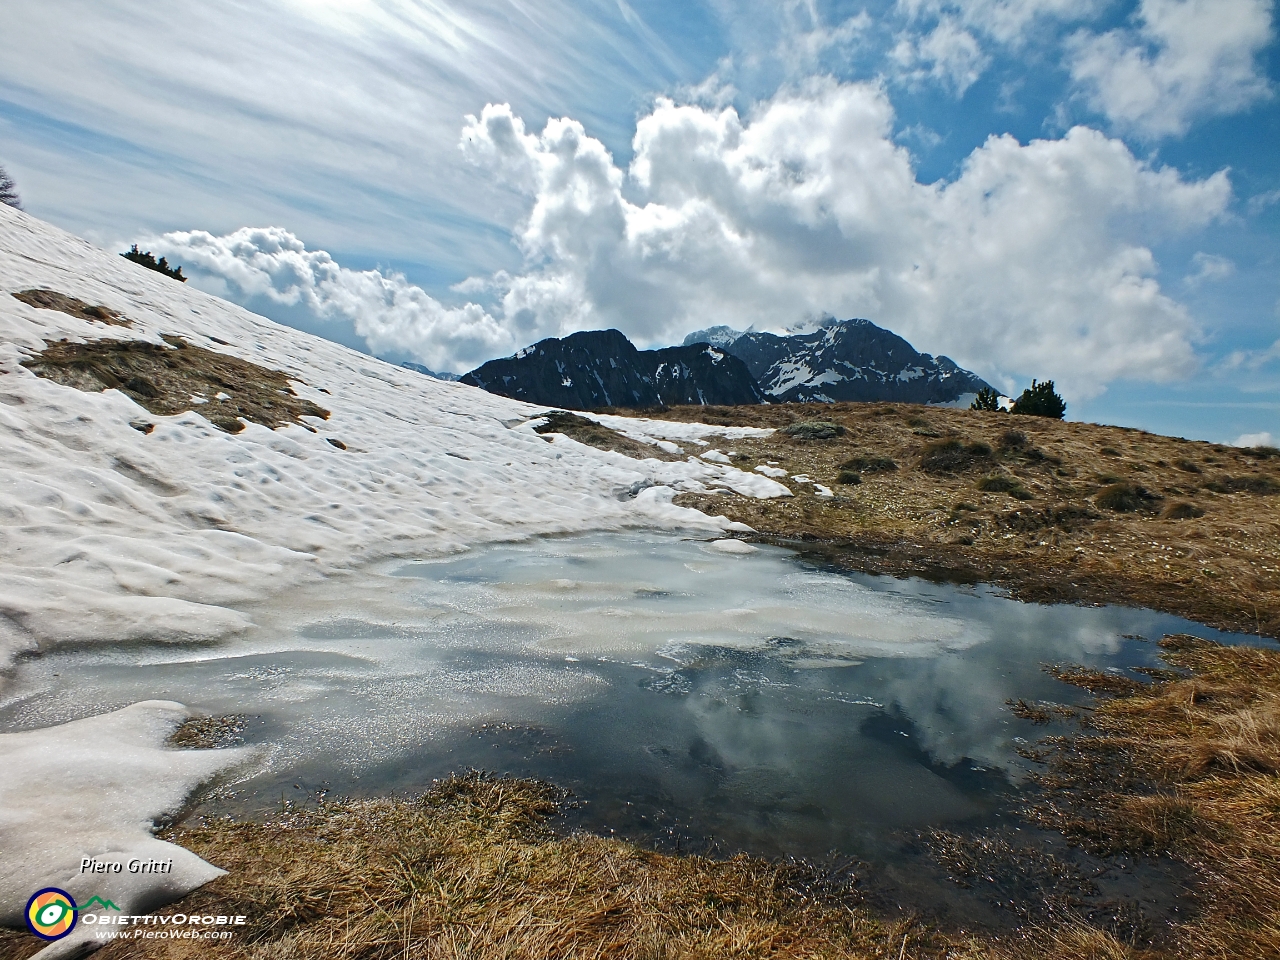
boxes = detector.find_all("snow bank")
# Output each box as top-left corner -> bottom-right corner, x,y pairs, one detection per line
587,412 -> 773,446
0,701 -> 249,958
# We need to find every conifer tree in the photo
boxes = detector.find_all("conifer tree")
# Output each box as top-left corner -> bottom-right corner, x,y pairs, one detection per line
970,387 -> 1002,411
121,244 -> 187,281
1011,379 -> 1066,419
0,165 -> 21,209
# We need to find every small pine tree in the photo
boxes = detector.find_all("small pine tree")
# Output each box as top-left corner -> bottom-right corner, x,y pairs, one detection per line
121,244 -> 187,282
1011,379 -> 1066,419
0,165 -> 21,209
970,387 -> 1002,411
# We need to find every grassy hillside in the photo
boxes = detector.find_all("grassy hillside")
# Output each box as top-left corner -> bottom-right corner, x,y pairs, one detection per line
615,402 -> 1280,638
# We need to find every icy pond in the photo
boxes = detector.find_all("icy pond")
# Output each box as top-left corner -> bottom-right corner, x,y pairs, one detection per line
0,531 -> 1253,883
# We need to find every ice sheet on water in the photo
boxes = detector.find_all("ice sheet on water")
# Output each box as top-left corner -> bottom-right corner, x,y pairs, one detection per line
1,535 -> 982,778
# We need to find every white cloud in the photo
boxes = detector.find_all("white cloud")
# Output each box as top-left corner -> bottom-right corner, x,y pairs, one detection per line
459,80 -> 1231,399
1068,0 -> 1275,138
898,0 -> 1105,46
1235,431 -> 1276,447
1248,188 -> 1280,214
1184,251 -> 1236,287
891,18 -> 990,96
155,227 -> 512,373
0,0 -> 690,272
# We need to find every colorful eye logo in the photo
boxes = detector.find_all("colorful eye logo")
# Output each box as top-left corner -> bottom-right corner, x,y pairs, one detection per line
25,888 -> 78,941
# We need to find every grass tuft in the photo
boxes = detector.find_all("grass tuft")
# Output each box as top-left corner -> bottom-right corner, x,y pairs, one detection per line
1093,483 -> 1159,513
919,439 -> 993,473
781,420 -> 845,440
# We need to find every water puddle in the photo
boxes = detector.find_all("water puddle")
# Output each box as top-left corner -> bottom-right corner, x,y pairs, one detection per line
0,531 -> 1260,928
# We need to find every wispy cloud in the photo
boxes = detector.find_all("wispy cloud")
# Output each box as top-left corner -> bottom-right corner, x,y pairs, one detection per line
891,17 -> 990,96
1183,251 -> 1236,287
0,0 -> 697,271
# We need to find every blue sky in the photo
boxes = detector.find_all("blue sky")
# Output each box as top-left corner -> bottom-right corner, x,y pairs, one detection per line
1,0 -> 1277,443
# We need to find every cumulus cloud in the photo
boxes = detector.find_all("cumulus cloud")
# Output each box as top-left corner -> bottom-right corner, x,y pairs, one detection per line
155,227 -> 513,373
1235,431 -> 1277,447
1068,0 -> 1275,138
891,18 -> 990,96
459,80 -> 1230,398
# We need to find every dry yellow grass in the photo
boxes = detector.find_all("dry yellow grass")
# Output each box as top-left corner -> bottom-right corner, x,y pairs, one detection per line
1027,635 -> 1280,959
607,402 -> 1280,637
0,774 -> 943,960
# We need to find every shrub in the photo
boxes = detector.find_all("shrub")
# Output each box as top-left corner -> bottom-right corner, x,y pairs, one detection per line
1161,501 -> 1205,520
781,420 -> 845,440
836,470 -> 861,485
839,454 -> 897,473
1011,379 -> 1066,419
976,473 -> 1034,499
0,164 -> 19,209
1204,475 -> 1280,495
919,438 -> 993,473
1095,482 -> 1159,512
970,387 -> 1002,411
121,244 -> 187,281
998,429 -> 1027,449
976,473 -> 1019,492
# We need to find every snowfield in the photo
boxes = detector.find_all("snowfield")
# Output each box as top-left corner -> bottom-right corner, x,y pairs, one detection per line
0,206 -> 784,954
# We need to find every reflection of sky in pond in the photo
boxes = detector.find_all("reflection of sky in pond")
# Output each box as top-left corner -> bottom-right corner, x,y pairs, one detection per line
0,532 -> 1258,861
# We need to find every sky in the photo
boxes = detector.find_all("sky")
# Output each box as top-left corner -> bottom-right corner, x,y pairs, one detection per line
1,0 -> 1277,444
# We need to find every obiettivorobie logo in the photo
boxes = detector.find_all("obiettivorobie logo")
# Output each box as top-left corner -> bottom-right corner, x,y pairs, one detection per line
26,885 -> 246,943
24,889 -> 122,941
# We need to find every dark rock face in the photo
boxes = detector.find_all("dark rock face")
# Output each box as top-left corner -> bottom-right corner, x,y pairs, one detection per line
459,329 -> 765,410
684,319 -> 992,405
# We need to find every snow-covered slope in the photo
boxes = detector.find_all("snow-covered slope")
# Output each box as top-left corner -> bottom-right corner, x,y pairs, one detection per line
0,206 -> 789,673
0,206 -> 788,952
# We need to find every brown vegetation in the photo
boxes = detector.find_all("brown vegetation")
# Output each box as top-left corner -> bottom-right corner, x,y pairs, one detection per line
12,288 -> 132,326
1024,635 -> 1280,958
0,774 -> 935,960
21,336 -> 329,434
604,402 -> 1280,637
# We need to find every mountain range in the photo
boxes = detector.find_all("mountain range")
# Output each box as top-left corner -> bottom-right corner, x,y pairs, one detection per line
683,319 -> 993,405
458,329 -> 765,409
459,319 -> 990,410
